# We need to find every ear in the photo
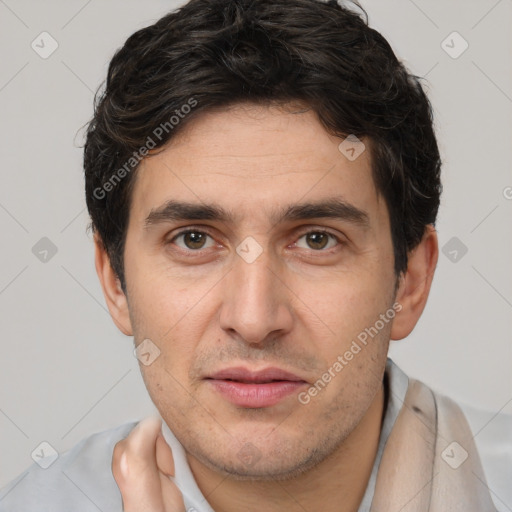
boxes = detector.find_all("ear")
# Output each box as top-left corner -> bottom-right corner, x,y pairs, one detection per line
94,234 -> 133,336
391,225 -> 438,340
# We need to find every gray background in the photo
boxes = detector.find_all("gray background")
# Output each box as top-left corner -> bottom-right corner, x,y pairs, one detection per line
1,0 -> 511,489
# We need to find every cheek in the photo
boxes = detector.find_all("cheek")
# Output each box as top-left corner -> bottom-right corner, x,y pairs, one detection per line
293,268 -> 394,341
138,336 -> 198,423
127,260 -> 213,339
127,289 -> 210,399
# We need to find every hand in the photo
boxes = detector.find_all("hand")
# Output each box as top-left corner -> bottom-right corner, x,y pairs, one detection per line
112,416 -> 186,512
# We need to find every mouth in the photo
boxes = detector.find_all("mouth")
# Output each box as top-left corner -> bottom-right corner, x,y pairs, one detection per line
205,366 -> 308,408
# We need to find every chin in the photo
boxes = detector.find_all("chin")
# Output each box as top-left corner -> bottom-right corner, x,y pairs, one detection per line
187,432 -> 331,482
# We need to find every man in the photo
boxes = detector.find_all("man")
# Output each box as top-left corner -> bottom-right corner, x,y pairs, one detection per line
1,0 -> 509,510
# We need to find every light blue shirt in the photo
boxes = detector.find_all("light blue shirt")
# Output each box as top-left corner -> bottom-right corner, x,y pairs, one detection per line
1,359 -> 511,511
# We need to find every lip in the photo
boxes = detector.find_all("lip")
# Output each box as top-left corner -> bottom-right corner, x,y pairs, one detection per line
205,366 -> 308,408
208,366 -> 306,383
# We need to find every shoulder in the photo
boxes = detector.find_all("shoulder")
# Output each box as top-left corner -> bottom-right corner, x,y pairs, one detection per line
0,421 -> 139,512
457,400 -> 512,512
424,381 -> 512,512
389,360 -> 511,511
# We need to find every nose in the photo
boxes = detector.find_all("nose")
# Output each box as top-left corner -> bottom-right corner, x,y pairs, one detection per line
219,247 -> 294,345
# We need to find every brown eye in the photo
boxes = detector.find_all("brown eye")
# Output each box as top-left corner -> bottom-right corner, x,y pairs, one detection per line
296,231 -> 338,251
173,230 -> 215,250
306,232 -> 328,250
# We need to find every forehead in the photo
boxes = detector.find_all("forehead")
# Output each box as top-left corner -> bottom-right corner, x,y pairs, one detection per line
129,104 -> 384,227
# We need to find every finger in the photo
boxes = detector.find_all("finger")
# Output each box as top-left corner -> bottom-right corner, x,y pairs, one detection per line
156,432 -> 186,512
156,432 -> 175,476
112,417 -> 168,512
160,471 -> 186,512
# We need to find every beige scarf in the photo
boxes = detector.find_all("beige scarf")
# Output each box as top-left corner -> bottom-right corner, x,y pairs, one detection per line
371,379 -> 496,511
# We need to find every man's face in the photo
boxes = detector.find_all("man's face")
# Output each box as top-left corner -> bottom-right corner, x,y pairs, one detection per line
122,103 -> 398,479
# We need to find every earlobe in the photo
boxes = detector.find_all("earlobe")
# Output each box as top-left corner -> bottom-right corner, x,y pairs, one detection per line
94,234 -> 133,336
390,225 -> 438,340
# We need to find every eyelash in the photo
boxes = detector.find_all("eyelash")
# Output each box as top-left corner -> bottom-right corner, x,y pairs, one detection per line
168,227 -> 343,254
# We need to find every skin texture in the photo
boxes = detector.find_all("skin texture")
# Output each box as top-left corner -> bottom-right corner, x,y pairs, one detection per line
112,416 -> 185,512
100,103 -> 438,512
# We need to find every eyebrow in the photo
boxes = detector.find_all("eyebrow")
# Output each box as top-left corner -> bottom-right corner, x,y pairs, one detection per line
144,197 -> 370,230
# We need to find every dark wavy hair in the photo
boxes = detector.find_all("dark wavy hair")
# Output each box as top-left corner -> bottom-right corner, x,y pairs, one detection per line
84,0 -> 442,292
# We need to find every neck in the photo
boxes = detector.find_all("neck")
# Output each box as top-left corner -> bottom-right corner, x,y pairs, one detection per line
188,384 -> 385,512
